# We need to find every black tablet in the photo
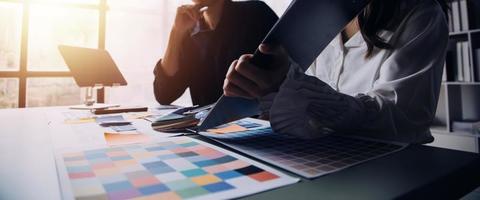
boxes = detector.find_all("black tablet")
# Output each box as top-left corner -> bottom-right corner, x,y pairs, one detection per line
198,0 -> 369,131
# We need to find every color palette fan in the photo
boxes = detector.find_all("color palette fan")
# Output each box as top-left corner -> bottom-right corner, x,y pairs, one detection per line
200,118 -> 408,179
55,137 -> 298,200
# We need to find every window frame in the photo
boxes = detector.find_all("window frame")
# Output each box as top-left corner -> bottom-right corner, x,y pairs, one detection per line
0,0 -> 107,108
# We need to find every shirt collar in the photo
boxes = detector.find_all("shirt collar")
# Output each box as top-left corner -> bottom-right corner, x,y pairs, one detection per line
329,30 -> 393,50
344,31 -> 364,48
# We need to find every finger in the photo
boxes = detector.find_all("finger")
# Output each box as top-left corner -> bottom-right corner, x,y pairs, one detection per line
227,60 -> 264,98
238,54 -> 253,63
223,80 -> 254,99
259,44 -> 287,56
191,4 -> 205,10
186,4 -> 203,17
226,60 -> 262,97
179,5 -> 198,20
177,6 -> 196,22
235,56 -> 271,88
227,70 -> 263,98
225,60 -> 238,78
186,7 -> 201,20
183,9 -> 198,20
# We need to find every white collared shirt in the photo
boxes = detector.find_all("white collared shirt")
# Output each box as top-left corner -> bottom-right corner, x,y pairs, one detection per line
304,0 -> 449,143
306,31 -> 393,95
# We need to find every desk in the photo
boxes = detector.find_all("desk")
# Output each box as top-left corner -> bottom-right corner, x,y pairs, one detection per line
1,107 -> 480,200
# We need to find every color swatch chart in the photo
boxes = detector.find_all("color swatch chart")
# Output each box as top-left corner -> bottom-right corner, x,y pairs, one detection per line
201,121 -> 407,179
56,137 -> 298,200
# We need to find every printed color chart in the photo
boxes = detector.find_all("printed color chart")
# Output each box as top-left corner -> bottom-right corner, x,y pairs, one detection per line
56,137 -> 298,200
200,118 -> 407,179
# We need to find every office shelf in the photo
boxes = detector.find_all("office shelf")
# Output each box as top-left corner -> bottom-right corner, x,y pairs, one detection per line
433,0 -> 480,153
442,82 -> 480,85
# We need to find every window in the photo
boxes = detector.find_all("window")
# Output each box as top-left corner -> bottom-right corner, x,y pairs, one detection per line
28,4 -> 99,71
0,2 -> 22,71
0,0 -> 104,108
0,0 -> 292,109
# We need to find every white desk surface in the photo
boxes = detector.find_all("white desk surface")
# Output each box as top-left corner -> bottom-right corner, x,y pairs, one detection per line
0,107 -> 175,200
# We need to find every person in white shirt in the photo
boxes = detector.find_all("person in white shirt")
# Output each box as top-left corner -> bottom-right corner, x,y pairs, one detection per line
222,0 -> 449,144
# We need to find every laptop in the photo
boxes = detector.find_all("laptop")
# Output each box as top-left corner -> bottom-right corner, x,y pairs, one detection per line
197,0 -> 369,131
58,45 -> 127,87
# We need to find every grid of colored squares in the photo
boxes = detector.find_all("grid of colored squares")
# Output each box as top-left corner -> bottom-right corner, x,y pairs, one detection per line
210,128 -> 407,178
234,120 -> 263,129
61,138 -> 286,200
201,121 -> 268,140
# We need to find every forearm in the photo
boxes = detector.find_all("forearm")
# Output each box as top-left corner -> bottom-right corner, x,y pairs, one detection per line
351,94 -> 435,143
153,59 -> 188,105
161,28 -> 188,77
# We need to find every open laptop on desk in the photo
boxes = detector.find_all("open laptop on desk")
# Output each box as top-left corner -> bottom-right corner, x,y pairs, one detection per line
59,45 -> 147,113
58,45 -> 127,88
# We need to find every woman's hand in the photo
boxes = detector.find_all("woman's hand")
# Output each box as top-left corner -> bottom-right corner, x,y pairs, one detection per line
223,44 -> 291,99
173,4 -> 203,34
269,67 -> 376,138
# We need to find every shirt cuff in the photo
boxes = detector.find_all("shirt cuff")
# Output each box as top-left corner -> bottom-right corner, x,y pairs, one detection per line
258,92 -> 277,116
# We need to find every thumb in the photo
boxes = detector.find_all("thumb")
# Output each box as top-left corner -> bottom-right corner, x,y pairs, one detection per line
258,44 -> 286,56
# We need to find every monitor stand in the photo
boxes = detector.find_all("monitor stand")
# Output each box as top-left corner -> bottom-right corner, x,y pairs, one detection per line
69,84 -> 119,110
83,84 -> 104,106
84,86 -> 96,106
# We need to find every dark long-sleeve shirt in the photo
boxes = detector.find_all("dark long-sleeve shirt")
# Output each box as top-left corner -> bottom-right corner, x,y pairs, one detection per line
154,0 -> 278,106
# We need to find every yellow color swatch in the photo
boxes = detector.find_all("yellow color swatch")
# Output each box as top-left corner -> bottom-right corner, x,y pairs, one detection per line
191,174 -> 221,185
64,118 -> 96,124
126,112 -> 153,119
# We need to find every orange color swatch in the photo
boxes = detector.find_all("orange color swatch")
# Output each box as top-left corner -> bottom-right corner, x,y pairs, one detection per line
104,132 -> 151,146
249,171 -> 279,182
207,124 -> 247,134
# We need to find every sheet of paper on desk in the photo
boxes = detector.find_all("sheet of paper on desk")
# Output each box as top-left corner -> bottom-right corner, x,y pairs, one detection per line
55,137 -> 298,200
62,111 -> 96,124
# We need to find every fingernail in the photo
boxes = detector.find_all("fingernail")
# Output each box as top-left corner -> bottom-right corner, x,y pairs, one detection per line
259,44 -> 268,50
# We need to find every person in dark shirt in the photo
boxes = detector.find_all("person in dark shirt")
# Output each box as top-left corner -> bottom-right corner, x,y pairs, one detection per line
153,0 -> 278,106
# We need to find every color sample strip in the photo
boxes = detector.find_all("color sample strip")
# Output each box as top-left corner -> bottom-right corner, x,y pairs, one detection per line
56,137 -> 298,200
207,124 -> 247,134
201,119 -> 269,140
104,133 -> 152,146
